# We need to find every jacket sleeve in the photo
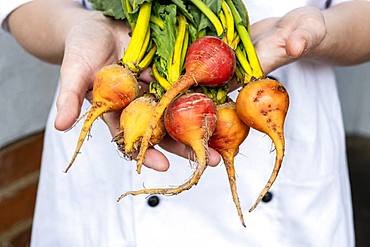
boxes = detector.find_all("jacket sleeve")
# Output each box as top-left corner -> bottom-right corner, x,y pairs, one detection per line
0,0 -> 89,32
0,0 -> 32,31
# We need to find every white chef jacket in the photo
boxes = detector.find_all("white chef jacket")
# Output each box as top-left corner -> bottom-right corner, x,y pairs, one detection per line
1,0 -> 355,246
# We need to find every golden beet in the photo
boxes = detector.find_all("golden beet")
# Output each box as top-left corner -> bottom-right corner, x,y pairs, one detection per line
236,78 -> 289,212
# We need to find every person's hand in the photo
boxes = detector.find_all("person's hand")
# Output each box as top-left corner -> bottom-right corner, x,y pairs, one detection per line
54,12 -> 221,171
251,7 -> 327,74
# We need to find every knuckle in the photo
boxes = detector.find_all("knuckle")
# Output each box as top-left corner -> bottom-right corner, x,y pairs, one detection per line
300,12 -> 326,33
275,28 -> 291,39
302,16 -> 324,30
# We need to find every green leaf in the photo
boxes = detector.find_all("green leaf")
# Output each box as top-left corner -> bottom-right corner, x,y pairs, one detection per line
200,0 -> 221,32
232,0 -> 249,27
187,0 -> 221,37
149,81 -> 165,99
201,85 -> 228,105
89,0 -> 152,23
89,0 -> 125,20
121,0 -> 137,27
150,3 -> 177,79
188,23 -> 198,43
130,0 -> 152,13
170,0 -> 195,24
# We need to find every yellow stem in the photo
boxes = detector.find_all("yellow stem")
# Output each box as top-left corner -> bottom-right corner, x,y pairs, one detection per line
235,46 -> 252,76
235,64 -> 244,83
121,0 -> 134,28
190,0 -> 224,36
231,35 -> 240,50
180,28 -> 189,70
150,15 -> 165,29
122,2 -> 152,64
222,0 -> 234,45
169,15 -> 187,83
239,29 -> 264,78
152,64 -> 172,90
138,45 -> 156,70
136,28 -> 151,63
225,0 -> 264,78
219,10 -> 227,28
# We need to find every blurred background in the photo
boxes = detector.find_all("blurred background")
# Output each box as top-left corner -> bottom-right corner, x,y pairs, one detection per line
1,30 -> 369,246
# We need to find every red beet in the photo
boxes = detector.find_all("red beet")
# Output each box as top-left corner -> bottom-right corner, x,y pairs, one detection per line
118,93 -> 217,199
136,36 -> 236,173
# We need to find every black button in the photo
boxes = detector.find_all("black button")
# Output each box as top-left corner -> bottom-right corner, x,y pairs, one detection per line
325,0 -> 332,9
147,195 -> 160,207
262,192 -> 273,203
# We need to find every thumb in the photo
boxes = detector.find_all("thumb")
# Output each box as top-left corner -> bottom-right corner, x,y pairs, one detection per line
55,52 -> 91,131
286,29 -> 310,58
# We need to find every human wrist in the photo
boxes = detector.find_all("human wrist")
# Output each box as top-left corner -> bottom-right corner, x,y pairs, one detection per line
1,0 -> 32,32
56,7 -> 105,55
307,9 -> 338,63
58,9 -> 130,62
7,0 -> 91,63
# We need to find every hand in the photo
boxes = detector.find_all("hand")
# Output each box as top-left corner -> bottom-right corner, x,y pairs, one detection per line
251,7 -> 327,74
53,12 -> 167,170
54,12 -> 221,171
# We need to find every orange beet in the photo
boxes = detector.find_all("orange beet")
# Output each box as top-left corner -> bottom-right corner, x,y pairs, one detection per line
114,95 -> 166,159
65,64 -> 139,172
118,93 -> 217,200
209,101 -> 249,227
236,78 -> 289,212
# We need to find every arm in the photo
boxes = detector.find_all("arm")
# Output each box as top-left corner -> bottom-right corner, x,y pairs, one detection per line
8,0 -> 130,129
8,0 -> 126,64
252,1 -> 370,74
6,0 -> 172,170
6,0 -> 222,170
316,1 -> 370,65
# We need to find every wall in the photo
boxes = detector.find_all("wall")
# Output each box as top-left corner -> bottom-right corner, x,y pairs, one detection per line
0,31 -> 58,247
0,32 -> 59,148
0,132 -> 43,246
336,64 -> 370,137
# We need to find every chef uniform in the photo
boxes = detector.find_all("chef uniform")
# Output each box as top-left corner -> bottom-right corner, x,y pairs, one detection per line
1,0 -> 355,246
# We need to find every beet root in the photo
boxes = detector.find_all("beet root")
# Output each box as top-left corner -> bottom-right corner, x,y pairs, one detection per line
209,101 -> 249,227
113,95 -> 166,159
236,78 -> 289,212
65,64 -> 139,172
117,93 -> 217,200
135,36 -> 235,174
